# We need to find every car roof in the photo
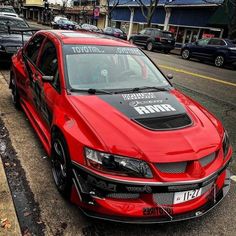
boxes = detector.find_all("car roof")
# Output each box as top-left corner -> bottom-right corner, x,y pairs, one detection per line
45,30 -> 132,47
0,5 -> 14,8
0,15 -> 22,20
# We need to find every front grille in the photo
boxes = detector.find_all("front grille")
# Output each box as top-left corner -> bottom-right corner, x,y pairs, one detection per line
106,193 -> 140,199
153,182 -> 214,206
156,162 -> 187,174
134,114 -> 192,130
199,153 -> 216,167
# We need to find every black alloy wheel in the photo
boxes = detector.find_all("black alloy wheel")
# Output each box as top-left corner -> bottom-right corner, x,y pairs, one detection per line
51,132 -> 73,199
147,41 -> 153,51
214,55 -> 225,67
181,49 -> 190,59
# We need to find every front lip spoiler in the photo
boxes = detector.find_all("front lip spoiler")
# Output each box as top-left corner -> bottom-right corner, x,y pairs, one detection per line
78,170 -> 231,224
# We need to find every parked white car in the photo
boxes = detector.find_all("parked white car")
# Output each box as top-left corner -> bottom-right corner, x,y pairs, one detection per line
0,6 -> 18,18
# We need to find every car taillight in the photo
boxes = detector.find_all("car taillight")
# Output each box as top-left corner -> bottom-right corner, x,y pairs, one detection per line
114,32 -> 120,37
155,37 -> 161,42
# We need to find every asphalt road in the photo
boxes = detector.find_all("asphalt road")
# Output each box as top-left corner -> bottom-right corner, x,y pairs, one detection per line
0,46 -> 236,235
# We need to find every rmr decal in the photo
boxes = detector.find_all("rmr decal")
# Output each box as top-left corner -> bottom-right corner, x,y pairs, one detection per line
134,104 -> 176,115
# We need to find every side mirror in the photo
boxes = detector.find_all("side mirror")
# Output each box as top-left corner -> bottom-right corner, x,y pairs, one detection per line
42,76 -> 54,82
167,74 -> 173,80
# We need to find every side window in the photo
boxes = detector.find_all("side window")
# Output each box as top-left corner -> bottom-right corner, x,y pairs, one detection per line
208,39 -> 223,46
139,29 -> 146,35
197,38 -> 210,46
24,34 -> 45,64
38,40 -> 60,92
145,29 -> 152,36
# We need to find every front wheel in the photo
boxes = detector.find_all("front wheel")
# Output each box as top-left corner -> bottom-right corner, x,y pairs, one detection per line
129,38 -> 134,44
146,42 -> 153,51
214,55 -> 225,67
181,49 -> 190,59
51,132 -> 73,199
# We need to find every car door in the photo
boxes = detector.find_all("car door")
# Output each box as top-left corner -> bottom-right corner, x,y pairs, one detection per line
140,29 -> 152,45
205,38 -> 225,60
191,38 -> 210,58
104,27 -> 112,36
134,29 -> 146,45
21,34 -> 46,105
36,39 -> 62,130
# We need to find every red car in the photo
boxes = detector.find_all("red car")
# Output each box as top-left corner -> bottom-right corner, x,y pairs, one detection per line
10,30 -> 232,223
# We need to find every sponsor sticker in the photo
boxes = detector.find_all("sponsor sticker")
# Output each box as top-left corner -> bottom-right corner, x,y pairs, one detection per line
143,207 -> 173,216
134,104 -> 176,115
122,93 -> 156,101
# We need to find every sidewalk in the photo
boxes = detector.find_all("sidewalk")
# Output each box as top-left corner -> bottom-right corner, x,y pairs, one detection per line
0,73 -> 21,235
0,151 -> 21,235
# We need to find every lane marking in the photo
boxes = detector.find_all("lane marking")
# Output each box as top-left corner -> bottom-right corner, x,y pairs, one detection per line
159,64 -> 236,88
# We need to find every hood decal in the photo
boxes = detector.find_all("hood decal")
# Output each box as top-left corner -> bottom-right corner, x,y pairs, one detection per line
99,92 -> 187,119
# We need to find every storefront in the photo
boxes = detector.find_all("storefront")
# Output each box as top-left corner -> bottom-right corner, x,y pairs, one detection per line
111,0 -> 225,45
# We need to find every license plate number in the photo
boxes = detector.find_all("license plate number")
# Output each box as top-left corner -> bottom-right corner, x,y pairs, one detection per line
174,188 -> 202,204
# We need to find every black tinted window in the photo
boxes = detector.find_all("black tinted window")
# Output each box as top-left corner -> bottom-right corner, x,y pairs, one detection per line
161,32 -> 174,38
38,40 -> 57,76
25,34 -> 45,64
208,39 -> 225,46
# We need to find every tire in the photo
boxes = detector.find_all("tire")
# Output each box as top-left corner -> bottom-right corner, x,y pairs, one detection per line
51,131 -> 73,199
164,49 -> 170,54
214,55 -> 225,67
129,38 -> 134,44
181,49 -> 190,59
147,41 -> 153,51
10,74 -> 21,110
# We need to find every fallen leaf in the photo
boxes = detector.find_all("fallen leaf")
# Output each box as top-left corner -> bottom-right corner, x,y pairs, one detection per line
23,212 -> 32,217
230,175 -> 236,182
0,218 -> 11,229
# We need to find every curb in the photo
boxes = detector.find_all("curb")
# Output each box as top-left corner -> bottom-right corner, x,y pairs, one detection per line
0,157 -> 21,235
0,74 -> 21,235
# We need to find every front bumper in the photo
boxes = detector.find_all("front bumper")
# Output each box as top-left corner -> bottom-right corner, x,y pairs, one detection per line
70,157 -> 232,223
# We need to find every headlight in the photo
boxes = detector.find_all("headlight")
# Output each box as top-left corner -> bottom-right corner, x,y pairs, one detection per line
84,147 -> 153,178
223,131 -> 230,158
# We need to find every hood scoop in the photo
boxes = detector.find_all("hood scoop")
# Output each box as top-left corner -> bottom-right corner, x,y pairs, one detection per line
134,113 -> 192,130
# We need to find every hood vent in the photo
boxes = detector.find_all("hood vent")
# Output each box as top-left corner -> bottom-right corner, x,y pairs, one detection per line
134,114 -> 192,130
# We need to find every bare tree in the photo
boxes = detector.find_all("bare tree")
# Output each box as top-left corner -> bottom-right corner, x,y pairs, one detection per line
61,0 -> 69,15
204,0 -> 236,39
136,0 -> 159,27
104,0 -> 120,27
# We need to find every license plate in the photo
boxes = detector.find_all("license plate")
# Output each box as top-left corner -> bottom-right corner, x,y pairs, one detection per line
174,188 -> 202,204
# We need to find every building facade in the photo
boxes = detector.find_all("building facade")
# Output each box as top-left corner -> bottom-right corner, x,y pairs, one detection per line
111,0 -> 227,46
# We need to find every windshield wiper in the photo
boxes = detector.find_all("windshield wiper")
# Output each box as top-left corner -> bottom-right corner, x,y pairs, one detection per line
114,86 -> 169,94
70,88 -> 113,94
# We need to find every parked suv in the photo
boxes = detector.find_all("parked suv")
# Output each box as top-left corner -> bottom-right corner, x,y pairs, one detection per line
181,38 -> 236,67
129,28 -> 175,53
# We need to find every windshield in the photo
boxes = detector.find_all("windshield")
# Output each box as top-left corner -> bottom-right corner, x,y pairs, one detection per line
0,8 -> 15,13
0,17 -> 28,30
64,45 -> 170,91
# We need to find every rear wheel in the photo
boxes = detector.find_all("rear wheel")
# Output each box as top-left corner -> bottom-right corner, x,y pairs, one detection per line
10,74 -> 21,110
214,55 -> 225,67
147,42 -> 153,51
181,49 -> 190,59
51,131 -> 73,199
